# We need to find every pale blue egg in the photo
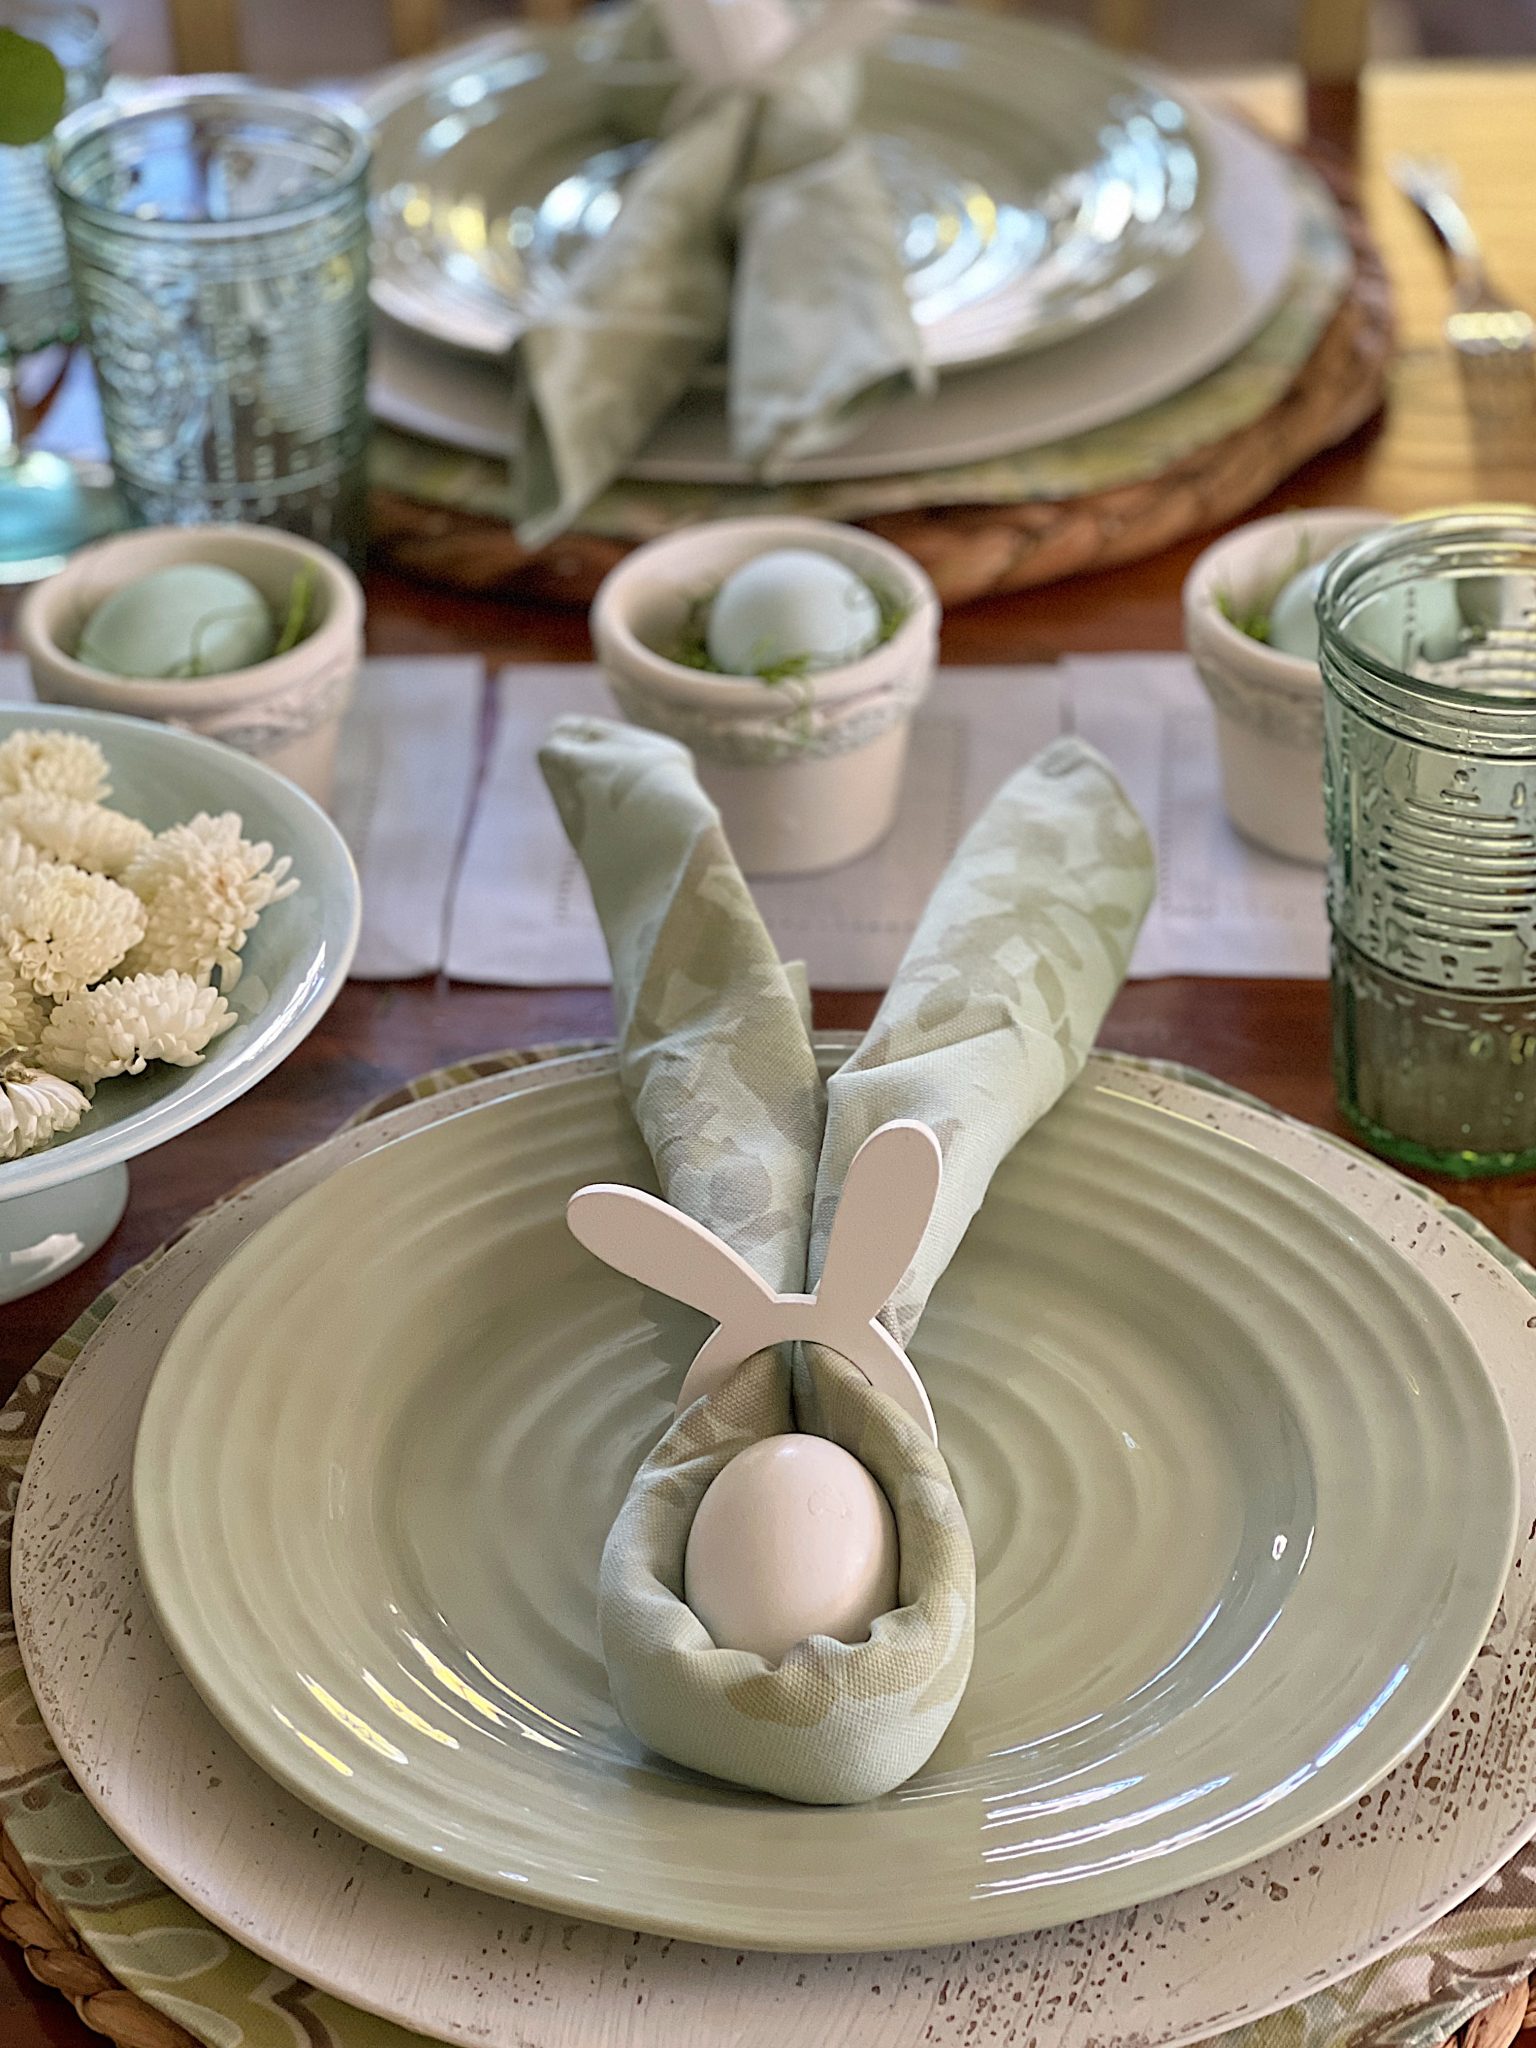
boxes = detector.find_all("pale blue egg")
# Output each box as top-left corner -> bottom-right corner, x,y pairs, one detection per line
1269,555 -> 1465,669
1347,577 -> 1465,670
706,549 -> 882,678
76,564 -> 277,680
1267,560 -> 1329,660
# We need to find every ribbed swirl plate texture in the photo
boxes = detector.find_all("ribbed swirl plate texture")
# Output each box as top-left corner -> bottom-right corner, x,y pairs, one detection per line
131,1064 -> 1518,1950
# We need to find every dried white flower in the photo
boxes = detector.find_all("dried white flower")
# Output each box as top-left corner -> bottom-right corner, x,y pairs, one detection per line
0,959 -> 48,1056
41,971 -> 236,1084
0,729 -> 110,805
0,862 -> 146,998
121,811 -> 298,991
0,791 -> 153,876
0,827 -> 46,878
0,1058 -> 90,1161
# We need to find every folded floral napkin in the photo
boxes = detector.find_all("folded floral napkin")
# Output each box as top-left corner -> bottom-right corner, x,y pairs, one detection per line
539,715 -> 1154,1802
516,1 -> 929,546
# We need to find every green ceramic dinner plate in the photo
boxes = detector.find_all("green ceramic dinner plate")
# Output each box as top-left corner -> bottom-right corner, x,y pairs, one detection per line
132,1056 -> 1518,1950
365,7 -> 1205,372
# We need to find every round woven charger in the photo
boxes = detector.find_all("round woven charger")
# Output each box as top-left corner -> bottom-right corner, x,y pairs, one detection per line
5,1046 -> 1536,2048
367,152 -> 1392,610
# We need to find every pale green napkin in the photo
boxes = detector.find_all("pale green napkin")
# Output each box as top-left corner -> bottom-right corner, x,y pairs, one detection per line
539,715 -> 1154,1802
728,54 -> 931,472
516,8 -> 929,546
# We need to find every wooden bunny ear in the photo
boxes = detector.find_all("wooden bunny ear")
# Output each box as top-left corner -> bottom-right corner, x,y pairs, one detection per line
569,1142 -> 942,1445
566,1186 -> 776,1329
815,1120 -> 942,1321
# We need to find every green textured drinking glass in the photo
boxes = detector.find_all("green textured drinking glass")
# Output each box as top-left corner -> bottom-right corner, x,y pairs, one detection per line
1320,506 -> 1536,1177
52,83 -> 371,567
0,0 -> 121,583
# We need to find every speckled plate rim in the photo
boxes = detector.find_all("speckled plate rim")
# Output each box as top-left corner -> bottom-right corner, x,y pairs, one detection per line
12,1045 -> 1536,2048
123,1047 -> 1518,1951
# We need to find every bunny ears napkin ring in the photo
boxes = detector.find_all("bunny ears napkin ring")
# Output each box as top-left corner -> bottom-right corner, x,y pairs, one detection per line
540,714 -> 1154,1805
570,1118 -> 942,1440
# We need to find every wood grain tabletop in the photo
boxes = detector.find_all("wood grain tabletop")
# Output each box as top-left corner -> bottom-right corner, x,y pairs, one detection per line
6,56 -> 1536,2048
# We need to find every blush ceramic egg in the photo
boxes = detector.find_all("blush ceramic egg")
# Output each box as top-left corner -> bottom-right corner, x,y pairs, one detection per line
705,548 -> 883,677
76,564 -> 276,680
684,1432 -> 899,1665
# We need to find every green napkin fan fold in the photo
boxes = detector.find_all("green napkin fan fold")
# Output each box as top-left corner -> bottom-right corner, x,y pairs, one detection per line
540,714 -> 1154,1802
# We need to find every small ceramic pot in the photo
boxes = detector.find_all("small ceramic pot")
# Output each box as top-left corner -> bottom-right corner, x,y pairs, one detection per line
590,517 -> 940,876
1183,509 -> 1386,865
17,525 -> 364,809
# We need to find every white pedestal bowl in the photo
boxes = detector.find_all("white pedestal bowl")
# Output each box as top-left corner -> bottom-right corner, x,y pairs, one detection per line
0,703 -> 360,1303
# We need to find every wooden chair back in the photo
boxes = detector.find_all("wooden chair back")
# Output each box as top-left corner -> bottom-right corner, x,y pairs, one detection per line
165,0 -> 1372,86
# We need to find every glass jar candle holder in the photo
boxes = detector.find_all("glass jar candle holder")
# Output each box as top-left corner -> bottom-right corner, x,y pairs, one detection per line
1320,506 -> 1536,1176
51,84 -> 371,566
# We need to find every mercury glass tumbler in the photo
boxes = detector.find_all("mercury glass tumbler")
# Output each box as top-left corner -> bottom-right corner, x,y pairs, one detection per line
52,84 -> 371,566
1320,506 -> 1536,1176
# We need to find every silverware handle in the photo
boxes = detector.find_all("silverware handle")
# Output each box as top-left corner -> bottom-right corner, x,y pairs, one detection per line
1406,182 -> 1486,279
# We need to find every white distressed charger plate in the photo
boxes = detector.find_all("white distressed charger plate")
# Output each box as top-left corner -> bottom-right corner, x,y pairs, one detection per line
13,1047 -> 1536,2043
366,98 -> 1296,484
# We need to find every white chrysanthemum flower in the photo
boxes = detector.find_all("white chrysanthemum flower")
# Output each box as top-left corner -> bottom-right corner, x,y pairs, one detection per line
0,1058 -> 90,1161
0,862 -> 146,998
0,792 -> 153,877
0,827 -> 46,878
41,971 -> 236,1084
0,729 -> 111,805
0,959 -> 48,1056
121,811 -> 298,991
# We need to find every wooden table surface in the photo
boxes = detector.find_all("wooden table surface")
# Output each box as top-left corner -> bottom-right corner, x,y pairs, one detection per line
6,56 -> 1536,2048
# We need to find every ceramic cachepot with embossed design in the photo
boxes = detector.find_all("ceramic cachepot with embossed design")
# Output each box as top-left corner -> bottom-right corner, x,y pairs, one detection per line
591,517 -> 939,878
17,525 -> 363,809
1183,509 -> 1384,865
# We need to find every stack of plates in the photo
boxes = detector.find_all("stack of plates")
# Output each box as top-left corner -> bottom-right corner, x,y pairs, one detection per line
15,1042 -> 1536,2047
362,8 -> 1303,485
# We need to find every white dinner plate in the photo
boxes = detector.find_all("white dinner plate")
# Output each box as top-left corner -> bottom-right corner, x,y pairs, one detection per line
367,97 -> 1296,484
